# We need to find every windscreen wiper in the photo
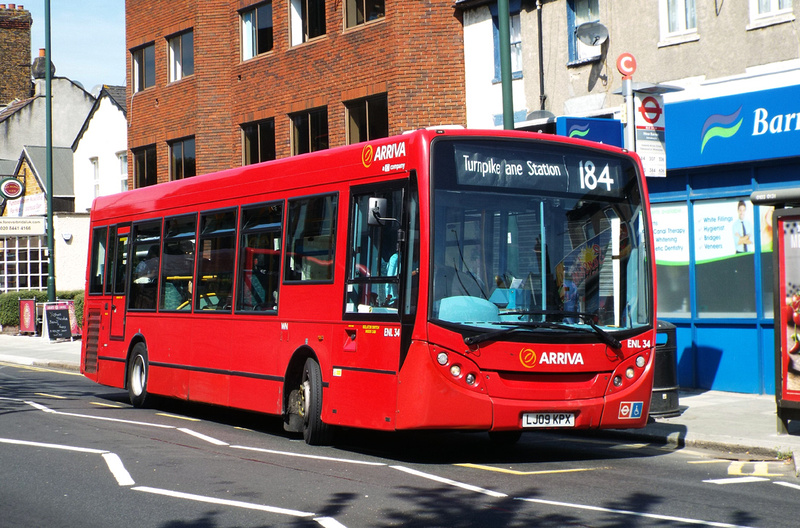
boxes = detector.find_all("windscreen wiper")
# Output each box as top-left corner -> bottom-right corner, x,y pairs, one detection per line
463,321 -> 568,346
480,310 -> 622,349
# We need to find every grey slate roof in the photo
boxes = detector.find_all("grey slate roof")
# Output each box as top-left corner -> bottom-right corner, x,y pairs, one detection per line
21,145 -> 74,197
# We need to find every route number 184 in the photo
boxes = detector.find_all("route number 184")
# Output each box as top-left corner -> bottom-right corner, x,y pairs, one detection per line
579,160 -> 614,191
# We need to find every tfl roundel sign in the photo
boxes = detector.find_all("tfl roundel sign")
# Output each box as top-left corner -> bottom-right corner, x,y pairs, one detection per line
0,177 -> 24,200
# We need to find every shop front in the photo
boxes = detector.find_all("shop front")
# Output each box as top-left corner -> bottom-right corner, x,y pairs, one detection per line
649,82 -> 800,394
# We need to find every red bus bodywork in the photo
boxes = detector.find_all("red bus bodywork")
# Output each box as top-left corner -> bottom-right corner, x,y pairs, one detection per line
82,128 -> 657,443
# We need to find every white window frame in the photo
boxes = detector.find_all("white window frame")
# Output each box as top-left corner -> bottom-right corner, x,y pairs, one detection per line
658,0 -> 698,46
568,0 -> 601,64
132,43 -> 155,93
117,151 -> 128,192
91,157 -> 100,199
241,2 -> 273,61
748,0 -> 794,28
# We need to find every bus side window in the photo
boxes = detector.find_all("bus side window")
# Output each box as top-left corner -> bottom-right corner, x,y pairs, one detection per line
129,221 -> 162,310
196,209 -> 237,312
285,194 -> 337,282
160,214 -> 197,311
237,202 -> 283,312
88,227 -> 108,295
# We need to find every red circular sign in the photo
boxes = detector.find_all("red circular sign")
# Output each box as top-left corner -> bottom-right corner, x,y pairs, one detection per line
638,96 -> 663,125
616,53 -> 637,79
0,178 -> 23,199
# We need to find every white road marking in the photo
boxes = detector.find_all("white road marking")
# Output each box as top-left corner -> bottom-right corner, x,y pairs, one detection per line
132,486 -> 315,517
178,427 -> 229,446
102,452 -> 136,486
703,476 -> 770,485
231,444 -> 386,466
0,437 -> 106,455
774,481 -> 800,491
391,465 -> 508,498
516,497 -> 758,528
314,516 -> 350,528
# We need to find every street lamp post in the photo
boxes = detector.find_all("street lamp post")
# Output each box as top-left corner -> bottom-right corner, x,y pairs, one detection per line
45,0 -> 56,302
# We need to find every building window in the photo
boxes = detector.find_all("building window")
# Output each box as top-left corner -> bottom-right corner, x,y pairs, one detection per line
753,0 -> 793,16
659,0 -> 697,42
345,0 -> 384,28
170,137 -> 196,181
290,0 -> 326,46
168,30 -> 194,82
346,94 -> 388,144
491,3 -> 523,81
567,0 -> 601,64
0,236 -> 48,293
242,119 -> 276,165
133,145 -> 157,188
242,2 -> 273,60
90,157 -> 100,199
118,151 -> 128,192
291,107 -> 328,155
132,43 -> 155,92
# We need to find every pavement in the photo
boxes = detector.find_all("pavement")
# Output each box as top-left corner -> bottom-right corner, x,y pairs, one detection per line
1,333 -> 799,472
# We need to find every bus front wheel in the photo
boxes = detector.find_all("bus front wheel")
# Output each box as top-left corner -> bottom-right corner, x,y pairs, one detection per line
128,343 -> 150,408
301,358 -> 332,445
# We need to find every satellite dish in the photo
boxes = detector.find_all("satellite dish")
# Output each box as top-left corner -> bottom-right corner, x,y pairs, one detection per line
575,21 -> 609,46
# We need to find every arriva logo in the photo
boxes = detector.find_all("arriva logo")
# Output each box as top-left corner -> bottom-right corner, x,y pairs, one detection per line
700,106 -> 743,153
362,141 -> 406,168
568,123 -> 590,139
519,348 -> 584,368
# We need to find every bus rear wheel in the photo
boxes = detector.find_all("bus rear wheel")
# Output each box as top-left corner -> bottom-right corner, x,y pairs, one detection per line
128,343 -> 150,408
301,358 -> 333,445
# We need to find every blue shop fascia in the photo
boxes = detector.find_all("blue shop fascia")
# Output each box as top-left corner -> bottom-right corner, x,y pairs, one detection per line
647,82 -> 800,395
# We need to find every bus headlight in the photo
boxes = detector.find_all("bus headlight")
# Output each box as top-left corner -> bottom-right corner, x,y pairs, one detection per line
450,364 -> 462,378
613,376 -> 622,387
437,352 -> 449,365
626,367 -> 635,379
636,355 -> 646,368
465,373 -> 476,385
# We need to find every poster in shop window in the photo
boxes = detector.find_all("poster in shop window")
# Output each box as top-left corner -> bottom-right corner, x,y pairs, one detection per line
780,216 -> 800,394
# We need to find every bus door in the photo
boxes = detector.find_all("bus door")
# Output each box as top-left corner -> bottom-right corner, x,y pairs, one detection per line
107,225 -> 130,340
336,177 -> 419,429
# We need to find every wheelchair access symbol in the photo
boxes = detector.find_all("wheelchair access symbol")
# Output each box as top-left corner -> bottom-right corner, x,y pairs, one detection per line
618,401 -> 644,420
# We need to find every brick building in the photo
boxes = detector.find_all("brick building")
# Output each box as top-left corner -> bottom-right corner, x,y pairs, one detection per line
125,0 -> 467,187
0,4 -> 32,106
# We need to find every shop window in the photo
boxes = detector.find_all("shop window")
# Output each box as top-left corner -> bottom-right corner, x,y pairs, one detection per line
345,0 -> 384,28
491,3 -> 522,81
652,203 -> 691,317
133,145 -> 157,188
170,137 -> 196,181
242,119 -> 276,165
159,214 -> 197,311
132,43 -> 155,92
168,30 -> 194,82
659,0 -> 697,41
242,2 -> 273,60
196,210 -> 237,312
567,0 -> 601,64
291,107 -> 328,155
290,0 -> 326,45
346,94 -> 388,144
285,194 -> 337,282
694,199 -> 756,318
237,202 -> 283,312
